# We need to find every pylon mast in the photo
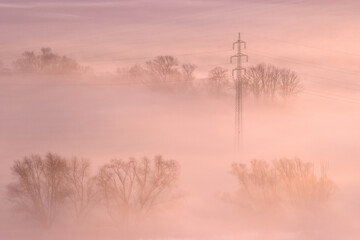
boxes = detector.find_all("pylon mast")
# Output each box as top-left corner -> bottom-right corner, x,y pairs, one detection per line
230,33 -> 248,151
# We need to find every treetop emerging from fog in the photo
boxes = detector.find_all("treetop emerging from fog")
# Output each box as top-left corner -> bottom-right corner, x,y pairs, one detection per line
13,48 -> 84,75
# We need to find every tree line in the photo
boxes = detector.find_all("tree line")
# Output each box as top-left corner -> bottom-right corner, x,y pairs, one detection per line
2,48 -> 303,101
4,48 -> 88,74
118,56 -> 303,100
7,153 -> 179,227
6,153 -> 334,227
117,55 -> 197,92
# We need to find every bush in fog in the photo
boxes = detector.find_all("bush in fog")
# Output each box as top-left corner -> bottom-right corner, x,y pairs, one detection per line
7,153 -> 69,226
13,48 -> 82,74
7,153 -> 97,226
117,64 -> 148,82
243,63 -> 303,101
95,156 -> 179,221
231,158 -> 335,211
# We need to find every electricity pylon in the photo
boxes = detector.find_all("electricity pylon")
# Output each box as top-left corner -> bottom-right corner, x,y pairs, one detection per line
230,33 -> 248,151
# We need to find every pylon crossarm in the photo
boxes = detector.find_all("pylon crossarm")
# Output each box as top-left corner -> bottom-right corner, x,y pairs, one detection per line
241,54 -> 248,62
230,55 -> 238,63
233,42 -> 237,50
241,41 -> 246,49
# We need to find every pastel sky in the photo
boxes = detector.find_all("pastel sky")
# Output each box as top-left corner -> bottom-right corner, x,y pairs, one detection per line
1,0 -> 360,79
1,2 -> 360,238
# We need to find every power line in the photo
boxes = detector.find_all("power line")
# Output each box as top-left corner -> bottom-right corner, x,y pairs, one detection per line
0,77 -> 207,87
112,49 -> 232,62
299,72 -> 360,90
109,47 -> 360,80
301,90 -> 360,105
248,50 -> 360,77
61,1 -> 296,49
3,1 -> 300,58
247,33 -> 360,58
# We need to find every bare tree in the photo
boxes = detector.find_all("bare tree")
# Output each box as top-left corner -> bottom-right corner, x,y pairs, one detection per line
38,48 -> 58,72
178,63 -> 197,91
129,64 -> 146,80
96,156 -> 179,221
38,48 -> 79,74
278,68 -> 303,99
13,51 -> 39,73
244,63 -> 279,101
65,158 -> 98,221
231,160 -> 279,210
117,64 -> 147,82
13,48 -> 80,74
273,158 -> 334,206
207,67 -> 230,95
145,56 -> 179,83
244,63 -> 302,101
116,57 -> 198,92
182,63 -> 197,81
7,153 -> 69,227
231,158 -> 335,211
263,64 -> 281,100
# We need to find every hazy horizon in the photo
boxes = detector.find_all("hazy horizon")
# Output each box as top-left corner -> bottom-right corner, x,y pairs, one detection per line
1,0 -> 360,239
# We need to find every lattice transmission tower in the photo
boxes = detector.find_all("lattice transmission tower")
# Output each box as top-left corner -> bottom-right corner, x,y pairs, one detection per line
230,33 -> 248,151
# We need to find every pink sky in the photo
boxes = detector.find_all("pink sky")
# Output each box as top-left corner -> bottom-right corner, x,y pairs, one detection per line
1,0 -> 359,104
1,0 -> 359,76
